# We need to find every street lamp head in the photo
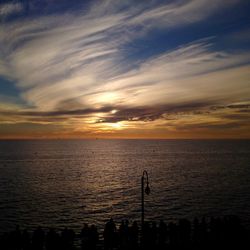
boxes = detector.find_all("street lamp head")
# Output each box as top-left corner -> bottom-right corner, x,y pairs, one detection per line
145,184 -> 150,195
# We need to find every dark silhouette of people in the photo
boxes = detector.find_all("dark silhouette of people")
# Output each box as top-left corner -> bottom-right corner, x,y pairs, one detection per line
158,220 -> 167,249
0,216 -> 249,250
22,229 -> 31,250
45,228 -> 60,250
61,227 -> 75,250
11,225 -> 22,250
81,223 -> 89,249
32,227 -> 45,250
178,218 -> 191,249
104,218 -> 117,250
130,221 -> 139,250
80,223 -> 98,250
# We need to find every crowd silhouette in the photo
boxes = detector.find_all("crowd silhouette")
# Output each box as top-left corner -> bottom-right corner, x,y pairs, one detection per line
0,215 -> 249,250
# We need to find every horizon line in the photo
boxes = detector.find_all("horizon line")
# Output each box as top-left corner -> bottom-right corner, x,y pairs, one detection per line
0,137 -> 250,141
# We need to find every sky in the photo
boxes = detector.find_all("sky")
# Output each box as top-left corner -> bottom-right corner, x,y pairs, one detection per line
0,0 -> 250,139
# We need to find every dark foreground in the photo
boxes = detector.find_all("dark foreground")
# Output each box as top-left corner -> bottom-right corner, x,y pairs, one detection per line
1,216 -> 249,250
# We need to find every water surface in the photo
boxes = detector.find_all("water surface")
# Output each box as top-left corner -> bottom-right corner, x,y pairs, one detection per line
0,139 -> 249,232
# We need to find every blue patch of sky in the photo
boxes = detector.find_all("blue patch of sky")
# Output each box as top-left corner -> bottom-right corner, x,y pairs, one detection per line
0,77 -> 28,106
121,1 -> 250,64
0,77 -> 19,97
24,0 -> 89,16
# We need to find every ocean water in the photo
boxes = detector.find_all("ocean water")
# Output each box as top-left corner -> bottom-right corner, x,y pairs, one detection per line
0,139 -> 250,233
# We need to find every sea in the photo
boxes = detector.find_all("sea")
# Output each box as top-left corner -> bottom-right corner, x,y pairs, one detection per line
0,139 -> 250,234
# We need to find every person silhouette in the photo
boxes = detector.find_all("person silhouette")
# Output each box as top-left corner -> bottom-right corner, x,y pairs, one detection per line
45,228 -> 60,250
32,227 -> 45,250
104,218 -> 116,250
130,221 -> 139,250
10,225 -> 22,250
89,225 -> 99,250
158,220 -> 167,249
81,223 -> 90,249
22,229 -> 31,250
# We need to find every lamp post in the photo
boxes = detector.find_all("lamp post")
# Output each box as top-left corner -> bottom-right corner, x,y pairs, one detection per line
141,170 -> 150,227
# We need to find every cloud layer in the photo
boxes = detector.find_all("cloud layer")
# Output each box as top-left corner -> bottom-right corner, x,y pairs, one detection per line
0,0 -> 249,138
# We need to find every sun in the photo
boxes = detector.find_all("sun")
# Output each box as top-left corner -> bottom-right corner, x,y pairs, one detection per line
111,109 -> 118,114
110,122 -> 122,129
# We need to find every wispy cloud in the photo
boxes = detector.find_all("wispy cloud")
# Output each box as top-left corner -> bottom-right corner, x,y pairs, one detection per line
0,0 -> 249,138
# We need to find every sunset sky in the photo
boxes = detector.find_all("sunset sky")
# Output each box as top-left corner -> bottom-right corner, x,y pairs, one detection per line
0,0 -> 250,139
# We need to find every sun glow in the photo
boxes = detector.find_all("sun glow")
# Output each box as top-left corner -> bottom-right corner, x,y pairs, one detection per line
109,122 -> 122,129
111,109 -> 118,114
101,122 -> 123,130
97,92 -> 119,104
